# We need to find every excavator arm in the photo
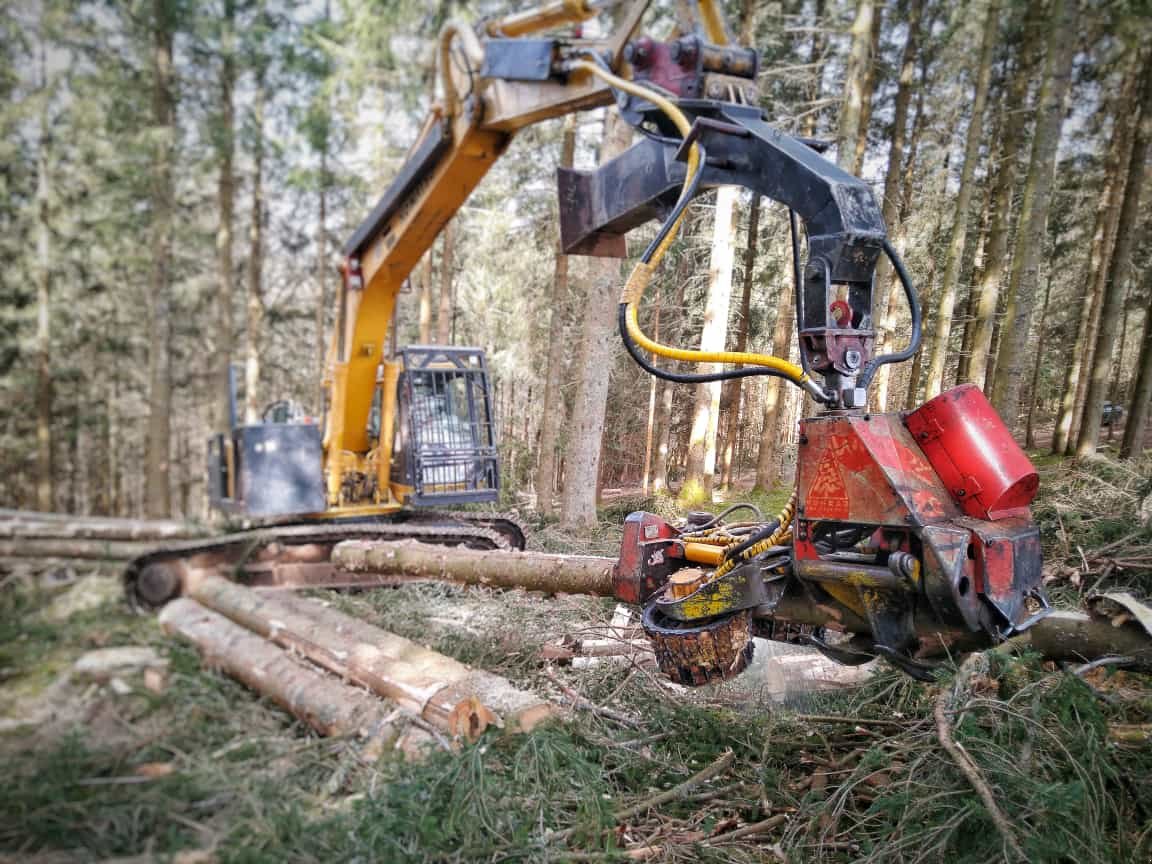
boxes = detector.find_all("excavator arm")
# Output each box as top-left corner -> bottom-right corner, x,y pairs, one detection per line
322,0 -> 754,509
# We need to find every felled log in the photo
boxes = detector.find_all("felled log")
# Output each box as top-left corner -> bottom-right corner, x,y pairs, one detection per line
0,509 -> 204,542
0,538 -> 157,562
332,539 -> 615,596
184,572 -> 555,739
159,598 -> 400,745
1024,608 -> 1152,672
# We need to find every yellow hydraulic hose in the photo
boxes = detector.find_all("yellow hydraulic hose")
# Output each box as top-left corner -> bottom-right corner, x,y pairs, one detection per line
568,60 -> 813,391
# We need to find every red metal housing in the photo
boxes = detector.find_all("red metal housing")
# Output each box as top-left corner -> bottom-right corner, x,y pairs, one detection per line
904,384 -> 1039,520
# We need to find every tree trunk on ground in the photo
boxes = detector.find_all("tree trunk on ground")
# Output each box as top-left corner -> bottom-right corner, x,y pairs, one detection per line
334,538 -> 614,596
1024,269 -> 1053,449
835,0 -> 875,171
437,220 -> 454,343
160,599 -> 404,743
559,111 -> 631,527
1053,54 -> 1141,454
144,0 -> 176,519
989,0 -> 1077,432
244,55 -> 266,424
870,0 -> 922,403
719,198 -> 759,492
682,185 -> 739,504
1122,275 -> 1152,457
535,115 -> 577,516
923,0 -> 999,399
1076,57 -> 1152,460
214,0 -> 236,436
965,0 -> 1046,392
34,47 -> 52,513
184,573 -> 554,737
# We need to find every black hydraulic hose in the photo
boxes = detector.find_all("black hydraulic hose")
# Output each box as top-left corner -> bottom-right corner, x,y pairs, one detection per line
619,304 -> 804,385
686,502 -> 765,531
858,239 -> 922,388
639,142 -> 708,264
721,518 -> 781,563
788,209 -> 814,378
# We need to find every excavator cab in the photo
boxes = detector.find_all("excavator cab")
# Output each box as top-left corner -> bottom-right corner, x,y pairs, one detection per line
389,346 -> 499,506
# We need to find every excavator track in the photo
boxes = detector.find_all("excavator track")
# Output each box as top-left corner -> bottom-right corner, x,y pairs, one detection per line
125,511 -> 526,612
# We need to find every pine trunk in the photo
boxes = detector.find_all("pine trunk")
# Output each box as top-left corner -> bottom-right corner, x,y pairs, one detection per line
418,255 -> 433,343
1121,274 -> 1152,458
870,0 -> 922,395
989,0 -> 1077,432
244,56 -> 266,424
835,0 -> 875,171
719,198 -> 759,492
641,300 -> 662,494
559,111 -> 631,526
682,185 -> 739,503
754,238 -> 797,490
850,2 -> 883,174
34,53 -> 52,512
1075,57 -> 1152,459
144,0 -> 176,519
1053,54 -> 1141,454
964,0 -> 1046,392
316,146 -> 329,415
437,220 -> 454,343
651,268 -> 689,494
923,0 -> 999,399
1024,269 -> 1053,449
534,116 -> 577,515
214,0 -> 236,436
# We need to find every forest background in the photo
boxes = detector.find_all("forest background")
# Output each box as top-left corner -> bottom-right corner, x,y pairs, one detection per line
1,0 -> 1150,526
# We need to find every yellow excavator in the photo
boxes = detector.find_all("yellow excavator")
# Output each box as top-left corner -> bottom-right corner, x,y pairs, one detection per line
129,0 -> 1053,686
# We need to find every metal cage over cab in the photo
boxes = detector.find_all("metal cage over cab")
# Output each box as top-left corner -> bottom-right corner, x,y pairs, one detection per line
391,346 -> 500,506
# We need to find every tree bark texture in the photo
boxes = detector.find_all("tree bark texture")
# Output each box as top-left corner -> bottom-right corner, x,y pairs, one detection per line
437,219 -> 454,343
1121,270 -> 1152,457
870,0 -> 922,389
683,185 -> 739,502
754,240 -> 796,490
989,0 -> 1077,431
651,263 -> 690,494
850,1 -> 883,175
333,538 -> 614,596
965,0 -> 1046,392
160,598 -> 403,741
244,40 -> 267,424
535,115 -> 577,515
35,43 -> 53,513
923,0 -> 1000,399
1075,56 -> 1152,459
144,0 -> 176,519
184,572 -> 555,738
1024,270 -> 1053,449
1053,53 -> 1141,454
719,197 -> 759,491
835,0 -> 875,171
559,110 -> 631,526
215,0 -> 236,436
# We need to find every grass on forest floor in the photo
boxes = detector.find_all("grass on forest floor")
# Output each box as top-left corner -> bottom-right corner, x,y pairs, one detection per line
3,466 -> 1152,863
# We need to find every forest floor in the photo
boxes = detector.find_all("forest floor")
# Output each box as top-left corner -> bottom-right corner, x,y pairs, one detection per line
2,453 -> 1151,863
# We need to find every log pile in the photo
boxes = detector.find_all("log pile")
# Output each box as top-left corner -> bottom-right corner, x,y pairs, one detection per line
0,509 -> 206,570
164,572 -> 555,749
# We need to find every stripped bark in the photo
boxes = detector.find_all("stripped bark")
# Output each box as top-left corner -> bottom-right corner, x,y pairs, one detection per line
184,572 -> 556,738
333,538 -> 614,596
160,598 -> 401,743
